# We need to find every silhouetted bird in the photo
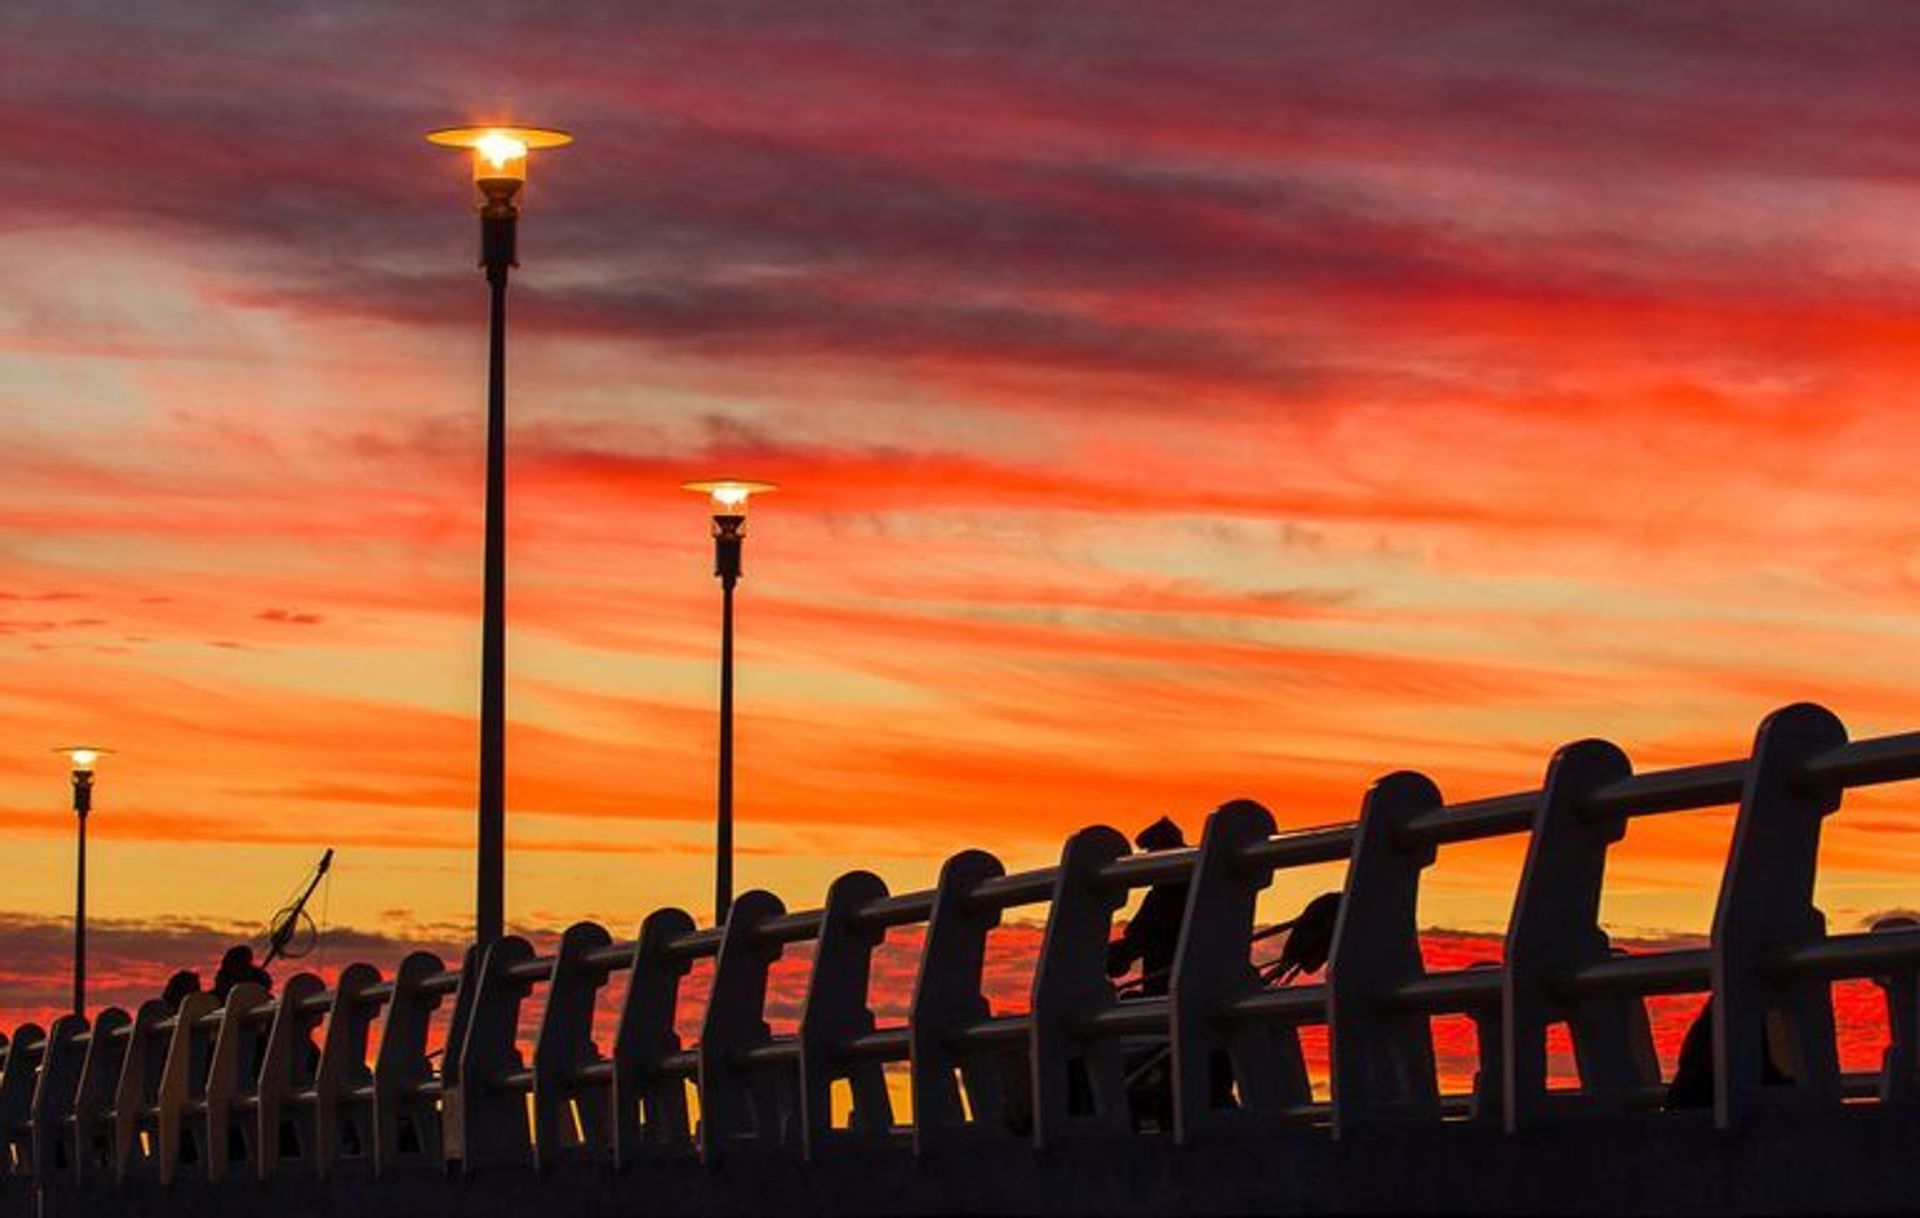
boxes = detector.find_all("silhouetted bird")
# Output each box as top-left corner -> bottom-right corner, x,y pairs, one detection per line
160,970 -> 201,1013
1664,997 -> 1793,1110
1259,892 -> 1342,985
211,945 -> 272,1002
1107,817 -> 1189,998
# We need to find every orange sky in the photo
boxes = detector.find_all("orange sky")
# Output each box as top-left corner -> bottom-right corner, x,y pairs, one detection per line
5,3 -> 1920,1037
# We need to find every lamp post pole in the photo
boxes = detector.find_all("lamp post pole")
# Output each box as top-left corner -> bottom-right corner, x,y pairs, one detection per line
73,768 -> 88,1015
57,748 -> 105,1015
475,168 -> 514,951
717,534 -> 738,922
428,126 -> 572,947
684,480 -> 775,923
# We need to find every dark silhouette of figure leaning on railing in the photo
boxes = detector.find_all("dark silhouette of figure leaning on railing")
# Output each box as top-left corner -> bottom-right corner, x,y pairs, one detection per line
1255,891 -> 1342,985
1107,816 -> 1189,997
212,945 -> 272,1002
1112,817 -> 1336,1128
1106,819 -> 1353,1130
1664,997 -> 1794,1110
160,970 -> 201,1013
1107,817 -> 1198,1129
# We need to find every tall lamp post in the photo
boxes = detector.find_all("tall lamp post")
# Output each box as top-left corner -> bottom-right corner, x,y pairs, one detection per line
683,479 -> 777,923
426,124 -> 573,947
54,747 -> 108,1015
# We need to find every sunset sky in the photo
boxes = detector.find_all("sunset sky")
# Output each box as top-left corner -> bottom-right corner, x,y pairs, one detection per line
6,2 -> 1920,1032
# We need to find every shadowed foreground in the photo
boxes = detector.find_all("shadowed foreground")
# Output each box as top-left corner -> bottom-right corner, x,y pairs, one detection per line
26,1108 -> 1920,1215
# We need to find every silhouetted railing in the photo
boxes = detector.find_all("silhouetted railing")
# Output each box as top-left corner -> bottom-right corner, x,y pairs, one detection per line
5,702 -> 1920,1198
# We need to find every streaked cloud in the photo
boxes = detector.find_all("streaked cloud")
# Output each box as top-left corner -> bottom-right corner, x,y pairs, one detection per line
2,0 -> 1919,970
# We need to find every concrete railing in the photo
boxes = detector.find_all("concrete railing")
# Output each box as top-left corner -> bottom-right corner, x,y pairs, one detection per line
6,701 -> 1920,1201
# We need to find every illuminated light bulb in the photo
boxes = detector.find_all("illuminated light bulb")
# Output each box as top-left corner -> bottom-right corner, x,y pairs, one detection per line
54,746 -> 110,774
683,479 -> 778,519
474,130 -> 529,181
426,125 -> 573,193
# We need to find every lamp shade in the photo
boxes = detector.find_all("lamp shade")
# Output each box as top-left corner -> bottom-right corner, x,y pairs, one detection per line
54,746 -> 111,774
683,479 -> 778,518
426,125 -> 573,185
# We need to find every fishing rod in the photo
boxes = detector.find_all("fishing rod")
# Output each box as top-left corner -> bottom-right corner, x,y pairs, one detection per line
263,847 -> 334,967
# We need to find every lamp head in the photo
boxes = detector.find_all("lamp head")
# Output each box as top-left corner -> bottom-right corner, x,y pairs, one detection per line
426,125 -> 573,198
683,479 -> 778,525
54,746 -> 110,778
684,480 -> 775,584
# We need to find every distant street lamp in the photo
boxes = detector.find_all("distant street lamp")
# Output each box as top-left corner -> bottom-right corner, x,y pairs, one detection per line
426,124 -> 573,947
54,747 -> 109,1015
683,479 -> 777,923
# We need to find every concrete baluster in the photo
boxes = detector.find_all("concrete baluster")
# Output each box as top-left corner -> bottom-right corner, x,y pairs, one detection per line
1463,961 -> 1505,1123
255,971 -> 326,1179
1327,771 -> 1443,1133
1504,740 -> 1657,1128
29,1014 -> 88,1180
72,1007 -> 130,1181
698,889 -> 794,1160
438,944 -> 481,1096
314,963 -> 381,1174
112,1000 -> 173,1179
204,980 -> 273,1183
154,991 -> 219,1185
445,936 -> 539,1172
531,921 -> 615,1172
798,870 -> 893,1159
372,950 -> 451,1174
1869,916 -> 1920,1104
1170,800 -> 1309,1142
909,850 -> 1011,1154
0,1022 -> 46,1176
1713,702 -> 1847,1128
1031,825 -> 1133,1147
609,908 -> 698,1167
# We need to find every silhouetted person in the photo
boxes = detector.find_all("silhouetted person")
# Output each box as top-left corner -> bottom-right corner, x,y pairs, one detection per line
211,945 -> 272,1003
1102,818 -> 1238,1128
160,970 -> 201,1012
1119,888 -> 1338,1128
1664,997 -> 1793,1110
1260,892 -> 1342,985
1107,816 -> 1189,998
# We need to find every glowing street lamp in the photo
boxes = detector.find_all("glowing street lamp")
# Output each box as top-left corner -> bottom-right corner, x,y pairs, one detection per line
54,746 -> 110,1015
426,124 -> 573,947
682,479 -> 777,922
